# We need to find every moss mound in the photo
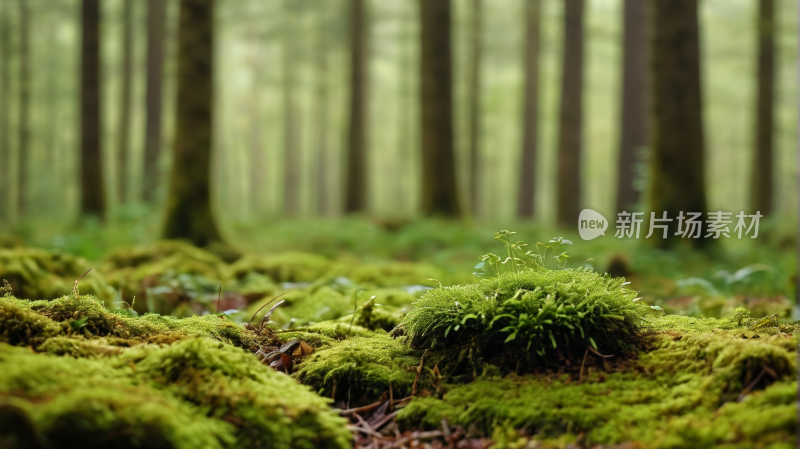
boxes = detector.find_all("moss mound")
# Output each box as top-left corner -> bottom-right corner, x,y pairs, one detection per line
399,268 -> 648,372
0,248 -> 115,303
0,338 -> 350,449
397,321 -> 797,448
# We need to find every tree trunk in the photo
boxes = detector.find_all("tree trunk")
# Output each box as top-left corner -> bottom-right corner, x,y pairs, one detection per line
615,0 -> 649,214
117,0 -> 133,204
143,0 -> 166,203
517,0 -> 541,218
345,0 -> 368,213
282,0 -> 299,217
556,0 -> 585,227
80,0 -> 106,220
162,0 -> 223,246
314,12 -> 330,216
649,0 -> 708,248
419,0 -> 460,217
249,39 -> 264,218
0,11 -> 10,222
467,0 -> 482,217
17,0 -> 29,218
751,0 -> 775,216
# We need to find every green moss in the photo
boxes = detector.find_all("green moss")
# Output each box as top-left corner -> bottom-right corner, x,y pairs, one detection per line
0,337 -> 351,449
0,295 -> 268,350
399,268 -> 648,372
397,321 -> 797,448
293,331 -> 421,404
0,247 -> 115,303
230,252 -> 333,283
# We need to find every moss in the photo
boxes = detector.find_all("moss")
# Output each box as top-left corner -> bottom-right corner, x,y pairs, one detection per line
399,268 -> 648,372
0,248 -> 115,303
0,343 -> 234,449
0,295 -> 270,350
293,331 -> 421,405
123,338 -> 350,448
396,320 -> 797,448
230,252 -> 333,283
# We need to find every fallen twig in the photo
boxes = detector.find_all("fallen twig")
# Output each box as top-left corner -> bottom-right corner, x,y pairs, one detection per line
247,292 -> 287,328
738,367 -> 768,401
579,346 -> 589,381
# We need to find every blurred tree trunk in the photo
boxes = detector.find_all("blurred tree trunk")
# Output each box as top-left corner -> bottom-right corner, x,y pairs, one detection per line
117,0 -> 133,204
282,0 -> 299,217
419,0 -> 461,217
395,11 -> 413,211
80,0 -> 106,220
17,0 -> 29,217
143,0 -> 166,203
751,0 -> 775,215
615,0 -> 649,214
467,0 -> 482,217
556,0 -> 584,227
517,0 -> 541,218
162,0 -> 223,246
314,13 -> 330,216
249,39 -> 264,218
649,0 -> 708,248
345,0 -> 368,213
0,11 -> 10,222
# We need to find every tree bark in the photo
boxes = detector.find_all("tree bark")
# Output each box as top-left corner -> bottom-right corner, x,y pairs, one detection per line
0,10 -> 10,221
17,0 -> 29,217
419,0 -> 460,217
282,0 -> 299,217
751,0 -> 775,216
615,0 -> 649,214
649,0 -> 708,248
517,0 -> 541,218
117,0 -> 133,204
162,0 -> 223,246
249,39 -> 264,218
80,0 -> 106,220
345,0 -> 368,213
143,0 -> 166,203
314,11 -> 330,216
467,0 -> 482,217
556,0 -> 585,227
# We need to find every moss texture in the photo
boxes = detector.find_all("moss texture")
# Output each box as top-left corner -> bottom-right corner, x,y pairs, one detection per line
0,295 -> 351,449
398,268 -> 648,373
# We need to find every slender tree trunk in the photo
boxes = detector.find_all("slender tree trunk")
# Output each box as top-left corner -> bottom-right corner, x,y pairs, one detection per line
751,0 -> 775,216
345,0 -> 368,213
143,0 -> 166,203
0,11 -> 10,222
315,13 -> 330,216
615,0 -> 649,214
282,0 -> 299,217
467,0 -> 482,217
556,0 -> 585,227
649,0 -> 708,248
395,11 -> 413,211
517,0 -> 541,218
117,0 -> 133,204
419,0 -> 460,217
17,0 -> 29,218
162,0 -> 223,246
80,0 -> 106,220
249,38 -> 264,217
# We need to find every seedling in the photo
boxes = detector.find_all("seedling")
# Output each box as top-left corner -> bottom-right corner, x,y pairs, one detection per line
474,231 -> 574,277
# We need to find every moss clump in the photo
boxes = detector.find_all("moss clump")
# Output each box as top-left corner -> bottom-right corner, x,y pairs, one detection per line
0,295 -> 269,350
397,326 -> 797,448
293,331 -> 421,405
0,337 -> 351,449
0,247 -> 115,303
399,268 -> 648,371
230,252 -> 333,283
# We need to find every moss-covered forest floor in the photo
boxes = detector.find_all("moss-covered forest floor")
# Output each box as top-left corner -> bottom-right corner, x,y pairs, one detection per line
0,219 -> 796,448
